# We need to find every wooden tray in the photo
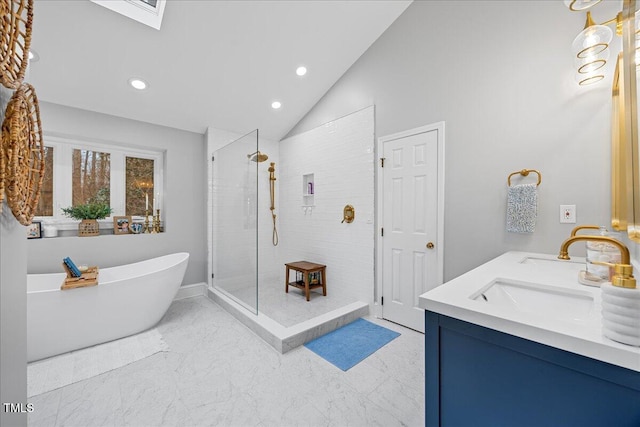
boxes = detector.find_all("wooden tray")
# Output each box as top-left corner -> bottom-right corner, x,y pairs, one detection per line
61,264 -> 99,290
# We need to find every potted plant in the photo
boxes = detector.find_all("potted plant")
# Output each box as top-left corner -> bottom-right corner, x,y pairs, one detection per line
61,202 -> 113,237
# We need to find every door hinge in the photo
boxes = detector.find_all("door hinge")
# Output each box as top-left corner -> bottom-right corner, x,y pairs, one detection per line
211,155 -> 215,162
380,157 -> 385,167
381,227 -> 384,237
211,273 -> 214,279
381,296 -> 384,305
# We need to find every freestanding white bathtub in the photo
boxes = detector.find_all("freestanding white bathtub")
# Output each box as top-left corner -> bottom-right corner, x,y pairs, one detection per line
27,252 -> 189,362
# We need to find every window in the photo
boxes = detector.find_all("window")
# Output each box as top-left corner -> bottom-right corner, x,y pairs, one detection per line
139,0 -> 158,8
125,156 -> 154,216
90,0 -> 166,30
35,135 -> 164,227
36,146 -> 54,216
72,149 -> 111,206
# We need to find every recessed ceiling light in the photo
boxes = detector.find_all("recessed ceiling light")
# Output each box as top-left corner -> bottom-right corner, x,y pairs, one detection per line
28,50 -> 39,62
271,101 -> 282,109
128,77 -> 148,90
296,66 -> 307,76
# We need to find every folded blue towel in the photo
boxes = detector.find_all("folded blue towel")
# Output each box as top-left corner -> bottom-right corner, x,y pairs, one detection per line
506,183 -> 537,233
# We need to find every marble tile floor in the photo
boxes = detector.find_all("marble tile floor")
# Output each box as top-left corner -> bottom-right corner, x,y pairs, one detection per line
222,279 -> 361,327
27,296 -> 424,427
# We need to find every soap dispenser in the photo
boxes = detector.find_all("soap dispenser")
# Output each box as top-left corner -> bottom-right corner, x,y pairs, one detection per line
601,267 -> 640,347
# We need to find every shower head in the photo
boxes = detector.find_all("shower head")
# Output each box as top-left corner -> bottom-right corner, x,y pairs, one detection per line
247,151 -> 269,162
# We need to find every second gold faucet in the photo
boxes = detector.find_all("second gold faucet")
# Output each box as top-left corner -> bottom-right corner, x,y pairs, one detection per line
558,233 -> 636,289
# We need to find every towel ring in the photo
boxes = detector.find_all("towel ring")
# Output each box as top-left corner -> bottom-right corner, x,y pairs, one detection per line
507,169 -> 541,187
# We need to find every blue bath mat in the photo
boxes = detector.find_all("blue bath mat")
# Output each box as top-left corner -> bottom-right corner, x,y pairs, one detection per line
304,318 -> 400,371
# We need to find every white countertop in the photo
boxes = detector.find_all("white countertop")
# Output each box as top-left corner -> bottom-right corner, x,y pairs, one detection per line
419,251 -> 640,372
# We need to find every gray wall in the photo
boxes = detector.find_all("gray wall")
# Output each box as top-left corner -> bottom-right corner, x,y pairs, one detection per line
287,1 -> 615,281
1,93 -> 27,425
0,203 -> 27,426
27,102 -> 207,286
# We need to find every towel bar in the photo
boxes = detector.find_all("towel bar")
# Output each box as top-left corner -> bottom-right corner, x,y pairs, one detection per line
508,169 -> 541,187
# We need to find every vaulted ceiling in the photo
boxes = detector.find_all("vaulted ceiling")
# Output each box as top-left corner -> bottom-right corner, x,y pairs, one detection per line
27,0 -> 412,140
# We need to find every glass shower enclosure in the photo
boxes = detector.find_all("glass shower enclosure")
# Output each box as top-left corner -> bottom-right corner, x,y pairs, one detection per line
211,130 -> 259,314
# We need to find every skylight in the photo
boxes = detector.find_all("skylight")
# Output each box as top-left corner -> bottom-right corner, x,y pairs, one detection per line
91,0 -> 167,30
139,0 -> 158,8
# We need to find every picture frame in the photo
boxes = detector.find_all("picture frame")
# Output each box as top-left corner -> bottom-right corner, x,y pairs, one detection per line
27,221 -> 42,239
113,216 -> 132,235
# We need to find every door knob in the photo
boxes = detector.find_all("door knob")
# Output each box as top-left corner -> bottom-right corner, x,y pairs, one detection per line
426,242 -> 435,249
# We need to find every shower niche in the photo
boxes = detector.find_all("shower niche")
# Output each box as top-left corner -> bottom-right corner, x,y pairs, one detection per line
303,173 -> 315,207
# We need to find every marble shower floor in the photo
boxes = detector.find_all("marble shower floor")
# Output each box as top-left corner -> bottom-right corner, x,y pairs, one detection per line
224,279 -> 361,327
27,296 -> 425,427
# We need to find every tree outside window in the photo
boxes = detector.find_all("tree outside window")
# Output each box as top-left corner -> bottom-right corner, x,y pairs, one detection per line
35,146 -> 54,216
72,149 -> 111,206
126,157 -> 154,216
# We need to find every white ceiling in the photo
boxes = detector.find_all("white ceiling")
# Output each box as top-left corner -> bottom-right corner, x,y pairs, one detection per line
27,0 -> 412,141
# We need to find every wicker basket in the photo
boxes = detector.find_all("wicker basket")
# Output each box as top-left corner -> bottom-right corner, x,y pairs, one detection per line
78,219 -> 100,237
1,82 -> 44,225
0,0 -> 33,90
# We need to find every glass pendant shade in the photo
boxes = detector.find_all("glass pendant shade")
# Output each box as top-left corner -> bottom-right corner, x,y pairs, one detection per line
575,45 -> 610,74
573,18 -> 613,59
564,0 -> 602,12
575,71 -> 605,85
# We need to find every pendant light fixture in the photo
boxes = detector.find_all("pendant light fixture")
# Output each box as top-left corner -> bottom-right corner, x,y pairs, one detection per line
573,11 -> 613,59
564,0 -> 603,12
566,0 -> 626,87
573,11 -> 613,85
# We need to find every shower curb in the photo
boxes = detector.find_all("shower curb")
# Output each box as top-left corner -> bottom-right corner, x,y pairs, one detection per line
207,286 -> 369,353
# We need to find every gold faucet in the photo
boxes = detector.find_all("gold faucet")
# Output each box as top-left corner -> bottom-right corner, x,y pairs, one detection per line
569,224 -> 601,237
558,235 -> 636,288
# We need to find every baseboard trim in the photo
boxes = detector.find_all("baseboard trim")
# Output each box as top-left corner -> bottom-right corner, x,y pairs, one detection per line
174,282 -> 207,300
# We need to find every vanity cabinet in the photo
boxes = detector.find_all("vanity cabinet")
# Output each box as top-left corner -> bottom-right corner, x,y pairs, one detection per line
425,311 -> 640,427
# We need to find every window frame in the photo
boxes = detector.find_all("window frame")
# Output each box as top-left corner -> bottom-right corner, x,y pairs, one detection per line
90,0 -> 167,30
36,135 -> 164,230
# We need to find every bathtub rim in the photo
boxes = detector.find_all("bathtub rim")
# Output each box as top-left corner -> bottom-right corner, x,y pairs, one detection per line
27,252 -> 190,294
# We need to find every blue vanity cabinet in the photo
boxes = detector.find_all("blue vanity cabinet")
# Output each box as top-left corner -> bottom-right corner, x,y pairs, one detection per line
425,311 -> 640,427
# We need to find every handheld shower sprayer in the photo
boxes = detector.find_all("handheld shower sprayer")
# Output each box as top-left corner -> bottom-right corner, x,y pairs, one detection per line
269,162 -> 278,246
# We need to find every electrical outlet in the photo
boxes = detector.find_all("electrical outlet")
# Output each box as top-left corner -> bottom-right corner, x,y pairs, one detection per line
560,205 -> 576,223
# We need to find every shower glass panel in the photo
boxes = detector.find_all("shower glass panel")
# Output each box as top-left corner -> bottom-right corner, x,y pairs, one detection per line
212,130 -> 259,314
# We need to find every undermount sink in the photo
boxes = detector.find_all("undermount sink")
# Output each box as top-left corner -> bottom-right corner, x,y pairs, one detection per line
471,278 -> 595,323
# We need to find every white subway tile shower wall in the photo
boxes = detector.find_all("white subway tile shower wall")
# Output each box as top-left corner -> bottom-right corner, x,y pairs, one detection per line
278,106 -> 375,305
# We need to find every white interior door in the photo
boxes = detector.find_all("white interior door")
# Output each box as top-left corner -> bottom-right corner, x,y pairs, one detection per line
378,123 -> 444,333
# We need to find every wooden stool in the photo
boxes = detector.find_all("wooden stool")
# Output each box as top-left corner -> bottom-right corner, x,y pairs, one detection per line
285,261 -> 327,301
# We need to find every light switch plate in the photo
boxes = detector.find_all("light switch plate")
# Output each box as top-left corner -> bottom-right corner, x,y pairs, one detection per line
560,205 -> 576,223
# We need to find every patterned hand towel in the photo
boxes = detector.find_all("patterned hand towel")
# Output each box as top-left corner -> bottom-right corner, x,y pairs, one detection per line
506,183 -> 537,233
